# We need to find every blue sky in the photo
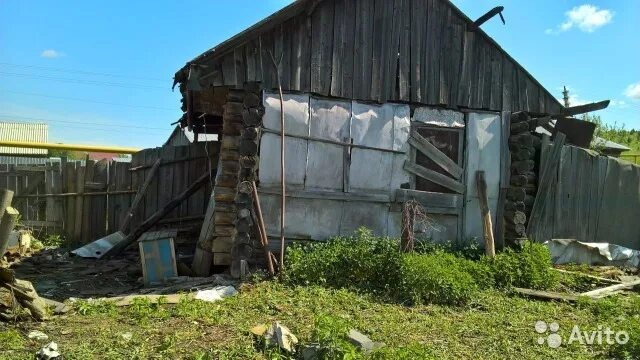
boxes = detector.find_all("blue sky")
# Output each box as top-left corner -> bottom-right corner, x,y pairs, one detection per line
0,0 -> 638,148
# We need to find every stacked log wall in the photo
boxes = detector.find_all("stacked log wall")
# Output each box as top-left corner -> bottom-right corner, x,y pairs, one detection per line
504,111 -> 546,246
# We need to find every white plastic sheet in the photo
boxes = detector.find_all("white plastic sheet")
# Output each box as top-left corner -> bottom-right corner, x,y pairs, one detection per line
546,239 -> 640,268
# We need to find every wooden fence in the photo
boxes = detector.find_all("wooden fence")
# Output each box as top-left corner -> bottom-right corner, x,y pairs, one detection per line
2,142 -> 219,245
620,152 -> 640,165
528,144 -> 640,250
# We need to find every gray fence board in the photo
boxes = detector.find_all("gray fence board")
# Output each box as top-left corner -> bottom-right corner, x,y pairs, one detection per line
530,145 -> 640,249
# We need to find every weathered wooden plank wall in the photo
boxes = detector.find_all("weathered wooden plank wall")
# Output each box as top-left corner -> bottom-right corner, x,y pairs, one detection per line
529,145 -> 640,249
0,160 -> 62,232
127,143 -> 220,235
188,0 -> 562,115
0,142 -> 220,246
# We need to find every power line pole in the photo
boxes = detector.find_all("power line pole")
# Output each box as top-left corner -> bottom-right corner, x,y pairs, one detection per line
562,86 -> 570,107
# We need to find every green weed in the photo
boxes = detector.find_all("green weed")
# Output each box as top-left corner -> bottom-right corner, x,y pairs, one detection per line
487,241 -> 559,290
74,299 -> 118,316
402,252 -> 480,306
0,329 -> 25,350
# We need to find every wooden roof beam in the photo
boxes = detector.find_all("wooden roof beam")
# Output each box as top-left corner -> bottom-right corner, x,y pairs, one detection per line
559,100 -> 610,116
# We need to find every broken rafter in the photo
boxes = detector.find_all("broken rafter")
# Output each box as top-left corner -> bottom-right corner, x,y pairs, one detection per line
468,6 -> 505,31
559,100 -> 610,117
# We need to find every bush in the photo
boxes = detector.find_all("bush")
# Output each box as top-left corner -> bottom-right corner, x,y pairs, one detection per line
414,238 -> 484,261
286,229 -> 558,306
488,241 -> 558,290
285,228 -> 403,296
401,252 -> 481,306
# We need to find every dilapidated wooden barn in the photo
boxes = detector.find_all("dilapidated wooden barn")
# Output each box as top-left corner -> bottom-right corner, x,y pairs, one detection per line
171,0 -> 637,276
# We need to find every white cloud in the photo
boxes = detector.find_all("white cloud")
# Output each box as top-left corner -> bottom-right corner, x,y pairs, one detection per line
546,4 -> 613,34
40,49 -> 64,58
624,82 -> 640,101
556,87 -> 590,107
610,99 -> 628,108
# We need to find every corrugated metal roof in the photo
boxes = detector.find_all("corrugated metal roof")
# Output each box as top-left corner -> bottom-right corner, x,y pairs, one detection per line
0,122 -> 48,155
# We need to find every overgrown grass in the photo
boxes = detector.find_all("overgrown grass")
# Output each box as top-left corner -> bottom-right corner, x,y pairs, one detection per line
0,329 -> 25,350
487,241 -> 559,290
2,282 -> 638,359
1,228 -> 633,359
285,228 -> 403,298
286,228 -> 558,306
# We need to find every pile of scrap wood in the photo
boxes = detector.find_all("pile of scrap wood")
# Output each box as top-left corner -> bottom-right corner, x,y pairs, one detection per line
0,267 -> 65,321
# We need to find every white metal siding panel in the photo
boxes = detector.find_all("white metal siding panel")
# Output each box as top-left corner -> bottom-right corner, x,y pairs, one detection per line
0,122 -> 48,155
258,133 -> 307,188
263,92 -> 310,136
463,112 -> 502,242
309,98 -> 351,141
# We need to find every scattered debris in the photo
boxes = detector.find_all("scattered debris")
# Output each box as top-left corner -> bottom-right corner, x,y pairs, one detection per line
1,267 -> 50,321
263,322 -> 298,353
78,284 -> 237,307
71,231 -> 125,259
581,279 -> 640,299
36,342 -> 60,360
348,329 -> 383,352
8,247 -> 142,300
552,268 -> 622,284
194,285 -> 237,302
301,345 -> 320,360
512,287 -> 579,303
139,231 -> 178,286
547,239 -> 640,269
28,330 -> 49,341
251,324 -> 268,336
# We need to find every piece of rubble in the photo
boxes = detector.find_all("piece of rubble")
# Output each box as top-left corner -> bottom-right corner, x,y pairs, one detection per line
250,324 -> 267,336
28,330 -> 49,341
194,285 -> 237,302
348,329 -> 383,352
302,345 -> 320,360
36,342 -> 60,360
264,322 -> 298,353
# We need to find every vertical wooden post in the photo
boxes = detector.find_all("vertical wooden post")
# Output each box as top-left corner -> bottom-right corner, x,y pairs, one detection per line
401,202 -> 415,253
268,50 -> 286,270
73,162 -> 86,245
252,181 -> 275,276
0,189 -> 15,256
476,171 -> 496,258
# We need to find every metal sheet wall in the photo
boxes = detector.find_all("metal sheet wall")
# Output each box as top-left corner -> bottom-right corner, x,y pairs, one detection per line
258,93 -> 412,240
463,112 -> 502,242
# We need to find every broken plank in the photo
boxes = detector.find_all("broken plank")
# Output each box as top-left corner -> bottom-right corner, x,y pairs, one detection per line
513,287 -> 579,303
403,160 -> 465,194
581,279 -> 640,299
559,100 -> 610,117
408,132 -> 463,179
120,158 -> 162,234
